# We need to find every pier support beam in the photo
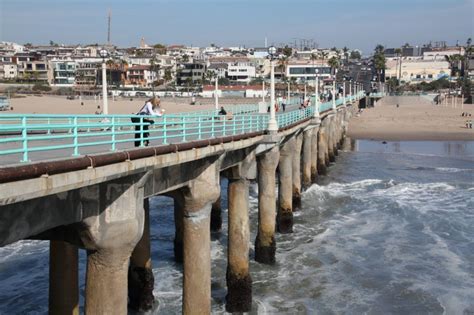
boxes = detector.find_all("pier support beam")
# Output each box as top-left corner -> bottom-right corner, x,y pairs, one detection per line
173,195 -> 184,263
292,133 -> 303,209
327,115 -> 336,162
318,126 -> 328,175
225,152 -> 255,313
210,194 -> 222,232
255,146 -> 279,264
301,129 -> 312,190
128,198 -> 155,312
278,137 -> 295,234
49,241 -> 79,315
310,127 -> 319,182
180,161 -> 220,315
79,173 -> 149,315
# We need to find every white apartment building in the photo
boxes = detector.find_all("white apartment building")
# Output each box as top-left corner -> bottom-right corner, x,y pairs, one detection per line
385,58 -> 450,83
227,63 -> 256,83
0,63 -> 18,80
50,59 -> 76,85
286,60 -> 332,82
423,47 -> 465,61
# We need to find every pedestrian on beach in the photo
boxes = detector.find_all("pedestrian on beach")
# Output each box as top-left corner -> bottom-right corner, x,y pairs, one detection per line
132,97 -> 164,147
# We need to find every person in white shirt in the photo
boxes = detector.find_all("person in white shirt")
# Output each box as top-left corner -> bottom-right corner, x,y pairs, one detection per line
133,97 -> 165,147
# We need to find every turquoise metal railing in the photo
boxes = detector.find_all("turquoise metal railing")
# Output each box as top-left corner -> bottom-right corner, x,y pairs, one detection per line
0,92 -> 365,164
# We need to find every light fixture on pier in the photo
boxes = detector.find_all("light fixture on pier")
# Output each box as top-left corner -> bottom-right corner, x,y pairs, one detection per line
99,48 -> 109,115
267,46 -> 278,132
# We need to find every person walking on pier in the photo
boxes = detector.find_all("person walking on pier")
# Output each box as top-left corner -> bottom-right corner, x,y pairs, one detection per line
132,97 -> 164,147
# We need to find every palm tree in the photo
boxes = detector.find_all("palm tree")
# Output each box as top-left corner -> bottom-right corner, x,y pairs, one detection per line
445,54 -> 462,77
328,56 -> 340,76
373,44 -> 386,83
278,55 -> 289,80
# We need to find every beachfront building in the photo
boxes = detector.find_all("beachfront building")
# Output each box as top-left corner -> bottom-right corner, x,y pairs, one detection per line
17,60 -> 51,84
125,65 -> 157,87
50,59 -> 76,85
176,62 -> 205,85
0,63 -> 18,80
385,58 -> 450,83
285,60 -> 331,83
423,46 -> 465,61
227,63 -> 256,83
74,59 -> 101,91
201,84 -> 264,98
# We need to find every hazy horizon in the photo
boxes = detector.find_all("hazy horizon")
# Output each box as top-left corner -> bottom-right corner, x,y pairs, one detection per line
1,0 -> 473,54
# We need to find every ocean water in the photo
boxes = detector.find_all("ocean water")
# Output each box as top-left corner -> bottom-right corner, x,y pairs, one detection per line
0,140 -> 473,314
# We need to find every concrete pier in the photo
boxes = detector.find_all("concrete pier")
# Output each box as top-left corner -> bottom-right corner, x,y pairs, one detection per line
181,162 -> 220,315
80,175 -> 147,315
49,241 -> 79,315
318,126 -> 328,175
225,157 -> 253,312
255,146 -> 279,264
310,127 -> 319,182
327,116 -> 336,162
128,198 -> 155,312
292,133 -> 303,209
277,137 -> 295,233
173,195 -> 184,263
301,130 -> 313,189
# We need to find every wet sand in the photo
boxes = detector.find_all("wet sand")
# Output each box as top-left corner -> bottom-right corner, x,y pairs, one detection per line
5,95 -> 259,115
348,96 -> 474,141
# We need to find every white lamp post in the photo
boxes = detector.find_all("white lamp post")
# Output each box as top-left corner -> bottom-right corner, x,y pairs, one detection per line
99,48 -> 109,115
267,46 -> 278,132
349,79 -> 352,99
214,73 -> 219,110
262,80 -> 265,102
343,78 -> 346,105
287,81 -> 291,106
332,73 -> 336,112
314,69 -> 320,120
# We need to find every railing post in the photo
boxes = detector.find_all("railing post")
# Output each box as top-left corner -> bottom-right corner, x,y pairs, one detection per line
163,116 -> 167,145
198,116 -> 202,140
211,116 -> 215,138
111,116 -> 116,151
47,118 -> 51,135
21,116 -> 28,162
223,115 -> 226,136
73,116 -> 79,156
139,116 -> 144,147
182,116 -> 186,142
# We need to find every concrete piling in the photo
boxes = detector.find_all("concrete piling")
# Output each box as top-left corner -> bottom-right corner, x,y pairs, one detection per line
310,127 -> 319,182
173,195 -> 184,263
128,198 -> 155,312
255,146 -> 279,264
302,130 -> 313,190
318,126 -> 328,175
181,162 -> 220,315
292,133 -> 303,209
49,241 -> 79,315
277,137 -> 295,233
226,176 -> 252,312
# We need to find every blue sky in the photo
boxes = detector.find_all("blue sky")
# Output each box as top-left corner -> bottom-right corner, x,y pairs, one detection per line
1,0 -> 472,54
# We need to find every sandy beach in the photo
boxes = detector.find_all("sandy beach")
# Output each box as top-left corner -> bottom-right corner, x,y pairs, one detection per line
4,95 -> 259,115
348,96 -> 474,141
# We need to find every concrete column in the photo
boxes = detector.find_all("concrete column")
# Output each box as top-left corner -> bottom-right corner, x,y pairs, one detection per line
328,116 -> 336,162
278,137 -> 295,234
310,127 -> 319,183
301,130 -> 312,190
318,126 -> 328,175
226,177 -> 252,312
78,173 -> 148,315
292,133 -> 303,209
255,146 -> 279,264
181,162 -> 220,315
173,196 -> 184,263
49,241 -> 79,315
210,194 -> 222,232
86,246 -> 136,314
128,198 -> 155,312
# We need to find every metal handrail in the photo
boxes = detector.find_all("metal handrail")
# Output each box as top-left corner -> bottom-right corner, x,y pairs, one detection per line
0,92 -> 366,164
